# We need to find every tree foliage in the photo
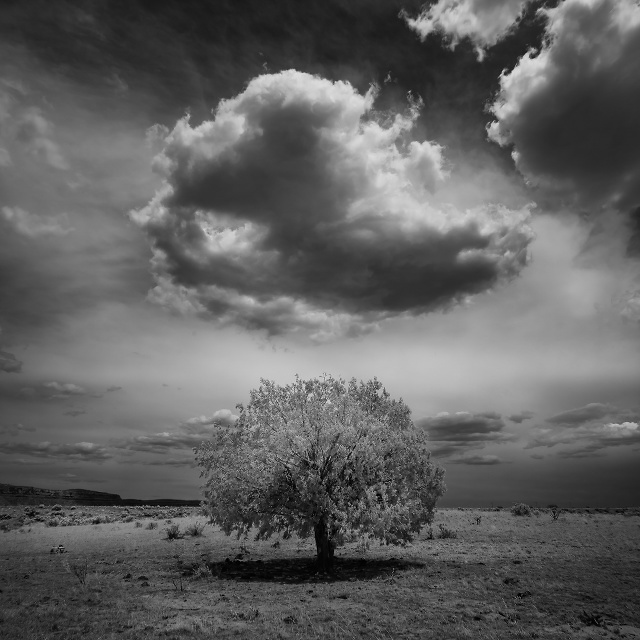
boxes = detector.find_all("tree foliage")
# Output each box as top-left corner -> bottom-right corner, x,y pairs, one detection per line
195,375 -> 445,571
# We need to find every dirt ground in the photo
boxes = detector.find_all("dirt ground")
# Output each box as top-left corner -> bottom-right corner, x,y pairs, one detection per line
1,506 -> 639,639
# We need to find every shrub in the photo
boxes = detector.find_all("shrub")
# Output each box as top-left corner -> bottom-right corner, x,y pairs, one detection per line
145,521 -> 158,530
165,523 -> 182,540
51,504 -> 63,512
437,523 -> 458,539
135,521 -> 143,528
511,503 -> 532,516
47,518 -> 60,527
123,515 -> 134,523
185,521 -> 206,537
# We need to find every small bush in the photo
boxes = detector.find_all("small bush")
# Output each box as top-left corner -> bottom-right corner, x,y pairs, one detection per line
145,521 -> 158,530
47,518 -> 60,527
511,503 -> 532,516
185,521 -> 205,537
51,504 -> 63,512
123,515 -> 134,523
437,523 -> 458,539
65,559 -> 89,585
135,521 -> 143,528
165,523 -> 182,540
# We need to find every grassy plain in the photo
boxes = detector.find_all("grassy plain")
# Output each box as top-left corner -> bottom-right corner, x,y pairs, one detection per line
1,506 -> 639,639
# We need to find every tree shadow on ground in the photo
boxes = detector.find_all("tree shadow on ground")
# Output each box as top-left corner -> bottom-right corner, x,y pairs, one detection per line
200,556 -> 424,584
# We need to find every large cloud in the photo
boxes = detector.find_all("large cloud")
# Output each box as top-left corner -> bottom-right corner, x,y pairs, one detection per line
488,0 -> 640,212
132,70 -> 532,338
402,0 -> 532,60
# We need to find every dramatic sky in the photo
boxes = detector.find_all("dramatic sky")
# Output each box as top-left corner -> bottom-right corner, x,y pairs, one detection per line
1,0 -> 639,506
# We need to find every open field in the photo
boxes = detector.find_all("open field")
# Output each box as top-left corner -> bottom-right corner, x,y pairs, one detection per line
1,506 -> 639,639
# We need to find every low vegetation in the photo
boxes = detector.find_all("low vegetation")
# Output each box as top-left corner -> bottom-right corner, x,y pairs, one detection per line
0,506 -> 638,639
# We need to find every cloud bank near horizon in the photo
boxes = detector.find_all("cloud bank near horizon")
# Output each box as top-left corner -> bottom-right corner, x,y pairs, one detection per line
132,70 -> 533,340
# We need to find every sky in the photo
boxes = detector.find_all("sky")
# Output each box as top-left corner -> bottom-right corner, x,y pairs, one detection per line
1,0 -> 639,507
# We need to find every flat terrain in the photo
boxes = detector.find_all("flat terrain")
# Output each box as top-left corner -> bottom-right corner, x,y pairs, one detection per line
1,506 -> 639,639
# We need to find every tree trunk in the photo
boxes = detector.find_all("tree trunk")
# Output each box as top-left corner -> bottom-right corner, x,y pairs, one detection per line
314,517 -> 334,573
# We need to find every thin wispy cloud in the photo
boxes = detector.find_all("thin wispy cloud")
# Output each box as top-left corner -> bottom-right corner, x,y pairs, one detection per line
448,454 -> 506,465
0,422 -> 35,436
0,441 -> 112,462
1,206 -> 73,238
113,409 -> 238,455
507,410 -> 534,423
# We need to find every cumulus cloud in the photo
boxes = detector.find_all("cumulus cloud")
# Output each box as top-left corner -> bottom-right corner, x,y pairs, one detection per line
402,0 -> 531,60
526,402 -> 640,455
114,409 -> 239,454
132,70 -> 532,339
1,206 -> 73,238
15,107 -> 69,170
507,410 -> 534,423
488,0 -> 640,212
0,441 -> 111,462
416,410 -> 514,456
0,422 -> 35,436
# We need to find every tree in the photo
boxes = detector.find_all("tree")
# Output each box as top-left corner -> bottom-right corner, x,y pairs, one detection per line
195,375 -> 446,573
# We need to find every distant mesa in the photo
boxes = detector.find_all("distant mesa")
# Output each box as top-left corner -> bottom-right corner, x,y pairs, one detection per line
0,483 -> 200,507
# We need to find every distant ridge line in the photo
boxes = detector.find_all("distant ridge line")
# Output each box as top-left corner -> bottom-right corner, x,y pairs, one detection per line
0,483 -> 200,507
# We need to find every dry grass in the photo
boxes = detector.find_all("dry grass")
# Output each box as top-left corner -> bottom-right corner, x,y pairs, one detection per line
0,507 -> 639,639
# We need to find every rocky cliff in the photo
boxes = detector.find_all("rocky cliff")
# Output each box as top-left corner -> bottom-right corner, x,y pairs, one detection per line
0,483 -> 200,507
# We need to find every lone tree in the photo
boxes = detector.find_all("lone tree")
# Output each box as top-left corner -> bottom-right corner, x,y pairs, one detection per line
195,375 -> 445,573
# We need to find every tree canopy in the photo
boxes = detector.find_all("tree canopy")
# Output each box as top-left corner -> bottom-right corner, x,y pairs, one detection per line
195,375 -> 445,572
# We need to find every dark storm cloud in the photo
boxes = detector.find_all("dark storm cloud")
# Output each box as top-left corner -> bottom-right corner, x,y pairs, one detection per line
507,410 -> 534,423
526,402 -> 640,455
0,349 -> 22,373
113,409 -> 238,454
416,410 -> 514,457
0,441 -> 112,462
133,70 -> 532,339
402,0 -> 532,60
488,0 -> 640,213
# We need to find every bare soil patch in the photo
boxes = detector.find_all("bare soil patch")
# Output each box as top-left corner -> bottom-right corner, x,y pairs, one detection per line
1,507 -> 639,639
